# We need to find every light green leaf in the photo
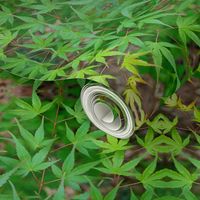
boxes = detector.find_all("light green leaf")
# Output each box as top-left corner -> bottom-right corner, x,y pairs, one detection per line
35,117 -> 44,145
9,132 -> 31,161
9,181 -> 21,200
53,178 -> 65,200
130,190 -> 139,200
62,148 -> 75,173
65,123 -> 75,142
32,91 -> 42,110
173,157 -> 191,179
183,187 -> 198,200
32,146 -> 50,167
51,165 -> 62,178
104,183 -> 120,200
0,168 -> 17,187
0,6 -> 13,25
194,107 -> 200,123
33,161 -> 56,171
76,121 -> 90,139
186,157 -> 200,169
145,129 -> 154,145
16,119 -> 36,149
142,157 -> 157,180
89,75 -> 114,87
141,188 -> 154,200
185,30 -> 200,47
107,135 -> 118,145
89,180 -> 103,200
72,161 -> 99,176
120,156 -> 143,172
40,101 -> 54,113
160,46 -> 177,73
112,151 -> 124,168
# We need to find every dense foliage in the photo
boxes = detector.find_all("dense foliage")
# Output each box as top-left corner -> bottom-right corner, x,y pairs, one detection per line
0,0 -> 200,199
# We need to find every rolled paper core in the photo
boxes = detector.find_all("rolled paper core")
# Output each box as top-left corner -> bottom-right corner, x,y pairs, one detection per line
81,84 -> 135,139
94,102 -> 114,123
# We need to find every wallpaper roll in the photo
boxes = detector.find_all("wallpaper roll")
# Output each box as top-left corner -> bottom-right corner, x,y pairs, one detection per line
81,84 -> 134,139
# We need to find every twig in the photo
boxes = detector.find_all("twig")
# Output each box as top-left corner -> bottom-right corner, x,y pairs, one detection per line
38,169 -> 46,193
